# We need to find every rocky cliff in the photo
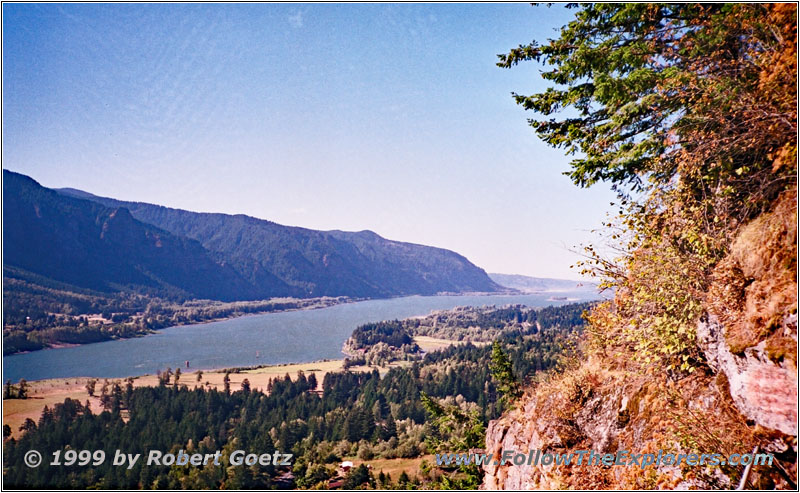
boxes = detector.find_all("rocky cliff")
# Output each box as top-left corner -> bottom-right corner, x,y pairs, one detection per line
483,193 -> 798,490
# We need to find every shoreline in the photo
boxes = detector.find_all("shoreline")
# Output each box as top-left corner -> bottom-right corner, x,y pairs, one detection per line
4,332 -> 477,384
4,292 -> 595,385
5,290 -> 522,357
5,295 -> 363,357
1,333 -> 483,439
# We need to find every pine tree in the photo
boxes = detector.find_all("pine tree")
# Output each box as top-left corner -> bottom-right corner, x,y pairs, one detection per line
398,471 -> 410,488
307,373 -> 317,392
489,341 -> 521,406
19,418 -> 36,433
85,378 -> 97,397
17,379 -> 27,399
382,414 -> 397,441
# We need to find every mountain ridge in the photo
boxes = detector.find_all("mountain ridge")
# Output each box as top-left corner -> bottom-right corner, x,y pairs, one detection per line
489,272 -> 598,293
4,169 -> 501,301
4,171 -> 260,301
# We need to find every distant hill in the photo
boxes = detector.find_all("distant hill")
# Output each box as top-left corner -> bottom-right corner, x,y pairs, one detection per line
4,171 -> 259,301
489,273 -> 598,293
3,170 -> 500,301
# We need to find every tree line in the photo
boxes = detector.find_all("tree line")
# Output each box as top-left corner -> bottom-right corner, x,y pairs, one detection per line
4,302 -> 589,489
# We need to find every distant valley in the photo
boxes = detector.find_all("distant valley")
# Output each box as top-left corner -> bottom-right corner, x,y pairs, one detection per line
489,273 -> 598,293
3,170 -> 504,352
2,170 -> 593,354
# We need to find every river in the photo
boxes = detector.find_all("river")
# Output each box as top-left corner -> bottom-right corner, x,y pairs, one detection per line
3,292 -> 600,381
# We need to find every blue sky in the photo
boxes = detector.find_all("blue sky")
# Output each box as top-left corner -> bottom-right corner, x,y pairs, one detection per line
3,3 -> 616,280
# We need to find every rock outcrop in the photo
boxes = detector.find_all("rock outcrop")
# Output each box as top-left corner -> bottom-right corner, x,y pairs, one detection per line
697,313 -> 797,436
483,190 -> 797,489
482,369 -> 636,490
481,364 -> 760,489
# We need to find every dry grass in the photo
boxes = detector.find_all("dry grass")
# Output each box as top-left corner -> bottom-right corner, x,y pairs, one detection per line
2,357 -> 408,441
348,455 -> 434,480
3,378 -> 103,439
708,189 -> 797,361
414,336 -> 489,353
240,359 -> 345,389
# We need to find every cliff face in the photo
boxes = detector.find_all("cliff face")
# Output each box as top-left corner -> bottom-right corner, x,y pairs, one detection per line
697,314 -> 797,437
483,193 -> 798,490
482,364 -> 766,489
700,191 -> 798,438
483,365 -> 644,490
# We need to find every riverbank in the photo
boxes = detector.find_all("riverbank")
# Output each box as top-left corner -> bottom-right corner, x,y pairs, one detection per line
5,293 -> 599,385
4,295 -> 361,357
2,334 -> 475,440
7,291 -> 522,357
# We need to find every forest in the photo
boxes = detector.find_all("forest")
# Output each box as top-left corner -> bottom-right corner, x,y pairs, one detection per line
3,302 -> 589,489
343,303 -> 589,367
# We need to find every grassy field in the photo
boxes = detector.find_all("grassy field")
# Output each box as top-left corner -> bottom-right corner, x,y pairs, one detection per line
4,337 -> 475,440
239,359 -> 345,389
348,454 -> 435,480
2,360 -> 345,439
3,377 -> 103,440
414,335 -> 489,352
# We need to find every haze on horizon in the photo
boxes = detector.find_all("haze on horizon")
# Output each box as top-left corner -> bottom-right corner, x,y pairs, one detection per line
2,3 -> 617,280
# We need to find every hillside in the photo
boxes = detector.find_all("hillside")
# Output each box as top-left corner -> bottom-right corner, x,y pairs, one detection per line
3,171 -> 257,301
3,169 -> 499,301
484,4 -> 797,490
55,184 -> 500,299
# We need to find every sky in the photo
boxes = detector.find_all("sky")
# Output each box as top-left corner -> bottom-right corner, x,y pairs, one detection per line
2,3 -> 617,280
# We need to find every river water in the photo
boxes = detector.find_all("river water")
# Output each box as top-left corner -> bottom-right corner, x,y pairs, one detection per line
3,292 -> 600,381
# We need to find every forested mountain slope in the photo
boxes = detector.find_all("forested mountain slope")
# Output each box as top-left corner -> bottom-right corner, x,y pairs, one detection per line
3,169 -> 500,302
56,185 -> 500,299
3,170 -> 256,301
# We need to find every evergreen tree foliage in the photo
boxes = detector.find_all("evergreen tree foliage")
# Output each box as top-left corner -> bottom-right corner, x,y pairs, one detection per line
489,341 -> 521,406
3,303 -> 587,489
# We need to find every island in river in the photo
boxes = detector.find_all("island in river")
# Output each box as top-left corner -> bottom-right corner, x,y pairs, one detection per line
3,292 -> 600,382
3,296 -> 596,442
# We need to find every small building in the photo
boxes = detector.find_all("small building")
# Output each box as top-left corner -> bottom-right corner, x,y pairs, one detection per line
339,460 -> 354,473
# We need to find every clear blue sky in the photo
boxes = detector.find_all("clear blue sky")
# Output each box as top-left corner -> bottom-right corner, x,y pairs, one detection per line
3,3 -> 616,280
